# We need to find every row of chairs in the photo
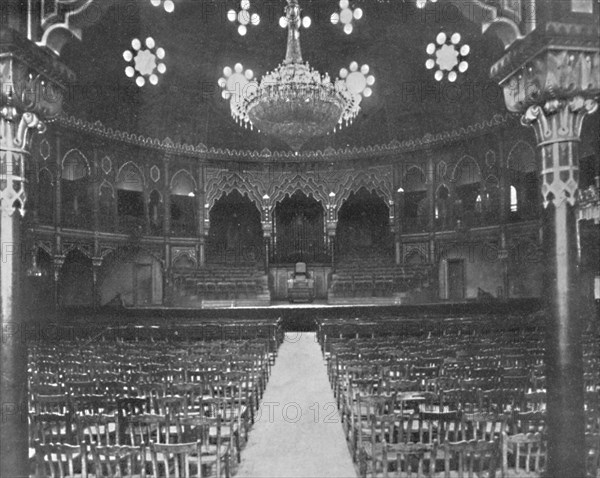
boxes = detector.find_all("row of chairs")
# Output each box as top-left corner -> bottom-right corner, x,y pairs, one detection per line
29,335 -> 281,477
36,439 -> 230,478
323,326 -> 599,477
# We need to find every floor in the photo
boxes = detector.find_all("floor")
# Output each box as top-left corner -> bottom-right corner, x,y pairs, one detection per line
236,332 -> 358,478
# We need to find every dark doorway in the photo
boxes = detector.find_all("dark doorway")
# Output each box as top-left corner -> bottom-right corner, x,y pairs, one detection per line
448,259 -> 465,300
207,190 -> 263,264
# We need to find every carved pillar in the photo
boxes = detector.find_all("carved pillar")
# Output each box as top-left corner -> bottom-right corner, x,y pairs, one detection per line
163,156 -> 171,237
326,192 -> 338,272
51,254 -> 65,307
0,27 -> 72,478
525,98 -> 597,477
54,129 -> 62,228
261,195 -> 273,274
497,132 -> 510,298
197,166 -> 206,267
425,149 -> 436,262
394,189 -> 404,265
162,157 -> 172,301
492,28 -> 600,475
91,257 -> 103,307
92,145 -> 100,233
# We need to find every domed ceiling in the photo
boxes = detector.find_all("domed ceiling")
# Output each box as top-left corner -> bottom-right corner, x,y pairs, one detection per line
61,0 -> 507,152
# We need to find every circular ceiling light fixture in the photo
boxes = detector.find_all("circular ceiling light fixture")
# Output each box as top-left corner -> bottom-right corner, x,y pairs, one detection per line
150,0 -> 175,13
415,0 -> 438,9
330,0 -> 363,35
228,0 -> 260,36
123,37 -> 166,87
339,62 -> 375,101
425,32 -> 469,82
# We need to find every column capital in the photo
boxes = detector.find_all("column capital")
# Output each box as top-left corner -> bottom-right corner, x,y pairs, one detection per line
521,96 -> 598,145
0,28 -> 74,119
1,29 -> 73,217
522,96 -> 598,209
492,23 -> 599,114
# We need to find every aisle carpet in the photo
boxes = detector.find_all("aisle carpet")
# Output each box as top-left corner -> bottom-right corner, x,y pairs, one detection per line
236,332 -> 357,478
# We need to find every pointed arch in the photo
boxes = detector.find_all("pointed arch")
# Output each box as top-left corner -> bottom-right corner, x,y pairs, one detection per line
116,161 -> 144,192
508,140 -> 537,173
402,166 -> 427,192
62,149 -> 90,180
452,155 -> 482,186
170,169 -> 197,196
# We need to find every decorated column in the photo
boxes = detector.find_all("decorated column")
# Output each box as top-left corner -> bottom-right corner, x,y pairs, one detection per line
492,23 -> 599,477
261,195 -> 273,273
425,149 -> 436,262
326,192 -> 338,271
0,27 -> 73,477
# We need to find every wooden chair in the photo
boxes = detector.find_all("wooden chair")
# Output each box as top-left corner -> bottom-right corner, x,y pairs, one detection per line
157,395 -> 189,419
462,412 -> 508,443
32,413 -> 75,445
501,432 -> 546,478
91,444 -> 146,478
33,394 -> 71,415
34,441 -> 87,478
149,440 -> 230,478
76,414 -> 119,448
352,394 -> 397,461
124,414 -> 174,447
437,439 -> 499,478
71,394 -> 114,416
363,441 -> 436,478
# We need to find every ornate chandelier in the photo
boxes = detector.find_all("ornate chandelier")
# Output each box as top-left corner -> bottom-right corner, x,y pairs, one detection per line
219,0 -> 373,151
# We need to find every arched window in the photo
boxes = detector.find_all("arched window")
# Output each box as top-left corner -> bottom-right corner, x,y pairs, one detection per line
148,190 -> 163,235
402,167 -> 427,232
99,182 -> 116,231
170,170 -> 197,237
510,186 -> 518,212
116,163 -> 145,228
452,156 -> 482,227
61,150 -> 91,227
508,141 -> 538,220
436,185 -> 450,229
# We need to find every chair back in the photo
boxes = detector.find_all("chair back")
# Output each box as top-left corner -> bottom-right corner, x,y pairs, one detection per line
150,441 -> 203,478
35,441 -> 86,478
92,444 -> 146,478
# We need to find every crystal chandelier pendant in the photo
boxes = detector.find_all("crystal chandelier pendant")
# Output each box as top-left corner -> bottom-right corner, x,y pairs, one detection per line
220,0 -> 370,151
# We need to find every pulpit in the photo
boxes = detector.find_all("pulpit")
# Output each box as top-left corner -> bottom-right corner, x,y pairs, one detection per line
287,262 -> 315,303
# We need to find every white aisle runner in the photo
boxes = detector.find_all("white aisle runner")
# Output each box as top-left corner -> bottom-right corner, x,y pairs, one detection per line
236,332 -> 357,478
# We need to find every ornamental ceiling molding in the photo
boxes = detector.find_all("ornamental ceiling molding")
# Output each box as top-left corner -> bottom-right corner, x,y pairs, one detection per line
205,166 -> 393,212
54,113 -> 515,164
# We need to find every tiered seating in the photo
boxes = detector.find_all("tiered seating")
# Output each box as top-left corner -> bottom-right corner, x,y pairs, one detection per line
172,263 -> 268,302
319,317 -> 599,478
330,253 -> 432,299
28,321 -> 282,478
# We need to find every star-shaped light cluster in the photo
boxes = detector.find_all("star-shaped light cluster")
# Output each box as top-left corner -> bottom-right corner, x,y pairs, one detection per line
339,62 -> 374,99
425,32 -> 469,82
330,0 -> 363,35
123,37 -> 166,87
228,0 -> 260,36
150,0 -> 174,13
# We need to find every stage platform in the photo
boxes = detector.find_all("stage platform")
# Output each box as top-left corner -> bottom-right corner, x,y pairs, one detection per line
47,298 -> 541,333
